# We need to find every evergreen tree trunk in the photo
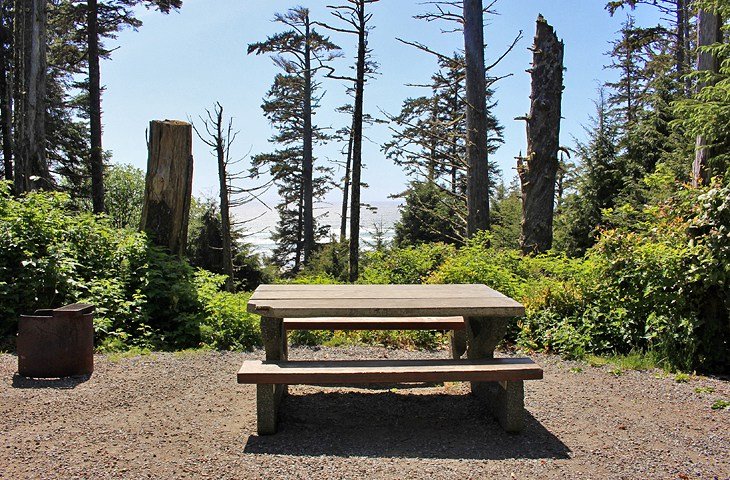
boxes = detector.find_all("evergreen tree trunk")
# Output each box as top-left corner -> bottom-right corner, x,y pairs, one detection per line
295,182 -> 304,273
518,15 -> 564,255
463,0 -> 489,237
676,0 -> 686,80
692,9 -> 722,187
214,113 -> 234,292
450,81 -> 459,194
340,117 -> 354,242
13,0 -> 50,193
0,4 -> 12,183
348,1 -> 366,282
302,15 -> 315,264
682,0 -> 691,94
88,0 -> 104,213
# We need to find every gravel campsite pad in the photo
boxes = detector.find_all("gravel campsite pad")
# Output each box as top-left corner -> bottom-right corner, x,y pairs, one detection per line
1,347 -> 728,479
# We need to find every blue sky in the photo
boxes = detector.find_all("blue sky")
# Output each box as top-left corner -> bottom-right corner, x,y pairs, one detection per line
101,0 -> 661,204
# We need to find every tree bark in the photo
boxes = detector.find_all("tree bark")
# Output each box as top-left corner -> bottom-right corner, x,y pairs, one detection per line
213,109 -> 235,292
348,1 -> 366,282
0,4 -> 12,183
141,120 -> 194,256
88,0 -> 104,213
340,116 -> 354,242
692,9 -> 722,187
302,14 -> 315,264
463,0 -> 489,237
676,0 -> 685,79
295,182 -> 304,273
13,0 -> 51,193
518,15 -> 564,255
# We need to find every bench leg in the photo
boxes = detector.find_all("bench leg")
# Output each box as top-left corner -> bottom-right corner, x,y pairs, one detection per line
491,380 -> 525,433
258,317 -> 287,434
257,384 -> 286,435
450,329 -> 467,359
465,316 -> 525,432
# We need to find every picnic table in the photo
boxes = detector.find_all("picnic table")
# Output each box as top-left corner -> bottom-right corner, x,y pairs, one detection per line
238,284 -> 543,435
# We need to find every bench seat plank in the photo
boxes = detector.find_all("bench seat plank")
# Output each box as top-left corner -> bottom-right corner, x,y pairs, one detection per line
283,316 -> 465,331
238,358 -> 543,385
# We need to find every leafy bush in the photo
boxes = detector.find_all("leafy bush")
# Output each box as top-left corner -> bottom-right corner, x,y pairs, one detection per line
104,164 -> 145,229
519,183 -> 729,372
359,242 -> 456,284
300,238 -> 350,282
195,270 -> 261,350
0,185 -> 265,351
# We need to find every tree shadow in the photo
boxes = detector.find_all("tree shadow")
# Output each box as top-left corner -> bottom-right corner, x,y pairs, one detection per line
244,390 -> 570,460
11,373 -> 91,389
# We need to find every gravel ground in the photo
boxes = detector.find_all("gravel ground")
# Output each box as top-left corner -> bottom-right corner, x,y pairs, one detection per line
1,346 -> 728,479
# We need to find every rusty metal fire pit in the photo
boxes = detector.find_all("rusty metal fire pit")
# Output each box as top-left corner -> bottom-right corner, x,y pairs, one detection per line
16,303 -> 95,378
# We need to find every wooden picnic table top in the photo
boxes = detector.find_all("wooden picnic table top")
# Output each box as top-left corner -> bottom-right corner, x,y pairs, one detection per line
247,283 -> 525,318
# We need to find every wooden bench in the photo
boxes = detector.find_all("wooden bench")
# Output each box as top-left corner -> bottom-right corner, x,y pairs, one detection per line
239,358 -> 542,434
243,284 -> 539,435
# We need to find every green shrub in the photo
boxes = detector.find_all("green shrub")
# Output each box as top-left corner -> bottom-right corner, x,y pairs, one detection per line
359,242 -> 456,285
195,270 -> 261,351
0,185 -> 262,351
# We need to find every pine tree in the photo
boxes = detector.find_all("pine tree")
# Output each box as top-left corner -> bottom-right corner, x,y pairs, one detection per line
250,74 -> 332,274
558,88 -> 623,256
384,54 -> 503,244
249,7 -> 340,267
318,0 -> 380,282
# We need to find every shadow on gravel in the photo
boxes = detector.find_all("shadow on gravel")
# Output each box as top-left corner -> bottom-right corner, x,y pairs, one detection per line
244,391 -> 570,460
11,374 -> 91,389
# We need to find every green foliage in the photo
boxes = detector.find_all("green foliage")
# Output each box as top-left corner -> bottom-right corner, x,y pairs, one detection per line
525,183 -> 729,372
187,199 -> 272,291
104,164 -> 145,229
393,181 -> 464,247
490,179 -> 522,250
673,0 -> 730,181
301,238 -> 350,282
359,242 -> 456,285
0,186 -> 265,352
711,399 -> 730,410
195,270 -> 261,351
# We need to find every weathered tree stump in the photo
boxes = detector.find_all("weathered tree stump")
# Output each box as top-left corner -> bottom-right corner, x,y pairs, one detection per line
518,15 -> 564,254
140,120 -> 194,256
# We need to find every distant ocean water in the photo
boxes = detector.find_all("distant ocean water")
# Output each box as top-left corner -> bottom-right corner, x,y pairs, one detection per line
233,200 -> 402,255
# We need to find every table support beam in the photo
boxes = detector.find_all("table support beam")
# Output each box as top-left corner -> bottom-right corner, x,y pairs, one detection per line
466,316 -> 525,432
258,316 -> 287,435
450,329 -> 467,359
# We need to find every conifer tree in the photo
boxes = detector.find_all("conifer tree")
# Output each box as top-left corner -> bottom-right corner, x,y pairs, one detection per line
384,54 -> 503,244
318,0 -> 380,281
249,7 -> 340,267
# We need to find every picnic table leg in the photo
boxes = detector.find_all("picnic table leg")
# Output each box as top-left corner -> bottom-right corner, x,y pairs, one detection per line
257,316 -> 287,435
450,329 -> 467,359
465,316 -> 524,433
